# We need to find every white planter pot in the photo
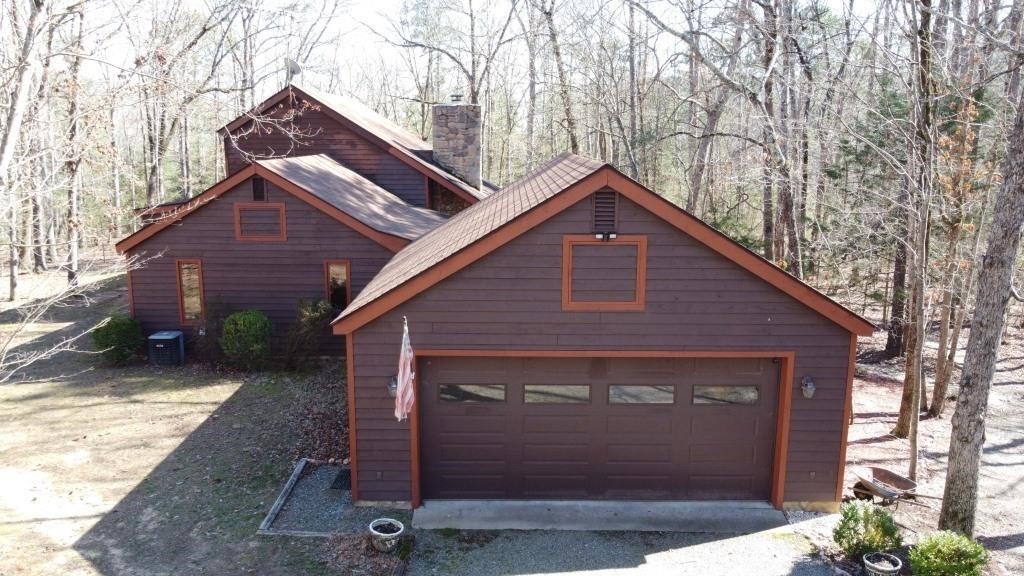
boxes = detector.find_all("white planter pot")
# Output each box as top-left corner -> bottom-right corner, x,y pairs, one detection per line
368,518 -> 405,553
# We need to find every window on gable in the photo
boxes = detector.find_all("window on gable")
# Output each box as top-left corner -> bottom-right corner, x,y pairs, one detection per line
252,177 -> 267,201
562,235 -> 647,311
234,202 -> 286,241
325,260 -> 350,312
176,259 -> 205,324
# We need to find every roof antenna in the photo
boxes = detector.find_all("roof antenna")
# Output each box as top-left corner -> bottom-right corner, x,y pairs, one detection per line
284,58 -> 302,86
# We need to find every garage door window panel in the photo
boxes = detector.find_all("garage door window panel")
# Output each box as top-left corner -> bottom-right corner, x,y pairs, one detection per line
693,385 -> 760,405
562,235 -> 647,311
439,384 -> 506,403
524,384 -> 590,403
608,385 -> 675,404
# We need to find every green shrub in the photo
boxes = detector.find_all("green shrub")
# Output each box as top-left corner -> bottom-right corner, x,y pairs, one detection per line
283,299 -> 333,370
219,310 -> 272,369
832,501 -> 903,559
909,531 -> 988,576
92,315 -> 143,365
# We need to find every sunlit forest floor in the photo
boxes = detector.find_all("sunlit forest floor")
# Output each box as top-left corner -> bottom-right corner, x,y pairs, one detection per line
844,329 -> 1024,576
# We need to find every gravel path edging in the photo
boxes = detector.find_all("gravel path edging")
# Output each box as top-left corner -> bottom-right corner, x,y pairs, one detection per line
258,458 -> 308,534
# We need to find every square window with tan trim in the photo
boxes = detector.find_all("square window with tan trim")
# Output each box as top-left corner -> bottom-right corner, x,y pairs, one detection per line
234,202 -> 286,241
562,235 -> 647,311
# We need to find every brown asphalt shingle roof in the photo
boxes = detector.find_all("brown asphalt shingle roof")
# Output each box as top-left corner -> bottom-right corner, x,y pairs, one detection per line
290,85 -> 497,200
337,152 -> 604,320
257,154 -> 447,240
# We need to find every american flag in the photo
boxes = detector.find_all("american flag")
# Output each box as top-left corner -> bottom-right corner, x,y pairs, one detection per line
395,316 -> 416,421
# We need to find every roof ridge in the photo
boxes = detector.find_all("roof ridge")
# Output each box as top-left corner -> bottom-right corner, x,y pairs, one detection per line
334,152 -> 608,323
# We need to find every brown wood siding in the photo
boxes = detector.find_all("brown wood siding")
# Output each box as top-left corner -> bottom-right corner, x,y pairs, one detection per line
127,179 -> 393,352
376,154 -> 428,207
224,107 -> 428,208
571,244 -> 638,301
352,194 -> 852,503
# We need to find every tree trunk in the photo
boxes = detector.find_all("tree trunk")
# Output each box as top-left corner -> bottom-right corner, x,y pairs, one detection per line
939,97 -> 1024,536
687,10 -> 745,214
541,1 -> 579,154
521,6 -> 537,170
885,179 -> 910,358
8,202 -> 19,302
894,0 -> 935,440
0,0 -> 45,200
65,10 -> 84,287
760,7 -> 777,261
931,194 -> 989,416
180,112 -> 191,199
111,108 -> 122,236
32,187 -> 46,272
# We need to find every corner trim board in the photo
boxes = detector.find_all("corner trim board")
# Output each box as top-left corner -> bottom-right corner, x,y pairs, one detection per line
347,333 -> 360,502
836,333 -> 858,501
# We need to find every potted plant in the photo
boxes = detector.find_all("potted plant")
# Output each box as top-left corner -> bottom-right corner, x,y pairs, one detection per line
368,518 -> 404,553
863,551 -> 902,576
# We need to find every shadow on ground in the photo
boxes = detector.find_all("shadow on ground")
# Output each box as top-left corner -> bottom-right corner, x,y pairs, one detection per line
407,528 -> 830,576
71,373 -> 339,576
3,275 -> 130,383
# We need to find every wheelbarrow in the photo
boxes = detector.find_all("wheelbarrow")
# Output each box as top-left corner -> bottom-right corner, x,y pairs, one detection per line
851,466 -> 940,509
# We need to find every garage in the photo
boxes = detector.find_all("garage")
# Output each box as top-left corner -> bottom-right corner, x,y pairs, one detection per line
335,156 -> 874,509
419,355 -> 779,501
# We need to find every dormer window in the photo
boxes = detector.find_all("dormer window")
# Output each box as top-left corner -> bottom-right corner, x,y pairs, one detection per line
252,177 -> 267,201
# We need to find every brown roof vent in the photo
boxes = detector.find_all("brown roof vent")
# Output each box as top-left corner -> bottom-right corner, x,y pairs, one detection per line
593,189 -> 618,233
432,96 -> 481,190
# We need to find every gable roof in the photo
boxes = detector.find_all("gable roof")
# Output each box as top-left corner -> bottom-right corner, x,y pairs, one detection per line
115,154 -> 446,254
219,84 -> 496,204
256,155 -> 446,240
331,152 -> 875,336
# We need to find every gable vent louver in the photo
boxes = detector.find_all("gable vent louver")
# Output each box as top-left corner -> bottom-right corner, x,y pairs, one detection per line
593,189 -> 618,233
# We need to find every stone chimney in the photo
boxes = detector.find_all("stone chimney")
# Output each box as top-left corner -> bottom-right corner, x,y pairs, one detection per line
432,94 -> 481,189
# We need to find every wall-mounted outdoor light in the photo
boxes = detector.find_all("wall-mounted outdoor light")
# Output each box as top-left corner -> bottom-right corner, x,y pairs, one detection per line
801,376 -> 816,399
388,375 -> 399,398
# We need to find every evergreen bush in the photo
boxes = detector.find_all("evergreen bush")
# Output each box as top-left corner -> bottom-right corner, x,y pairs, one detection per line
909,531 -> 988,576
219,310 -> 272,370
832,501 -> 903,559
91,315 -> 143,365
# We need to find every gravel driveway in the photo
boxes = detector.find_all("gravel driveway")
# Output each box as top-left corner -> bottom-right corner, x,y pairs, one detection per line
407,527 -> 831,576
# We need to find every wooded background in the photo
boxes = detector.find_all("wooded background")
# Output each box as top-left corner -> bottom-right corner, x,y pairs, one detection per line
2,0 -> 1021,407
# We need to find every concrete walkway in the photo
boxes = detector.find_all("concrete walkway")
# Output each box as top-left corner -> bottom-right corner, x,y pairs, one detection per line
407,527 -> 830,576
412,500 -> 787,533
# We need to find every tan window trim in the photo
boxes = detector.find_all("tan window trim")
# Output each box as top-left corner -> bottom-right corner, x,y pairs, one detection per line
175,259 -> 206,325
324,259 -> 352,309
561,234 -> 647,311
234,202 -> 287,242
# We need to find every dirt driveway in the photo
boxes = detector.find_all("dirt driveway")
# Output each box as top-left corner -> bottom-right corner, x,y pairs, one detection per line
845,329 -> 1024,576
2,272 -> 1022,575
